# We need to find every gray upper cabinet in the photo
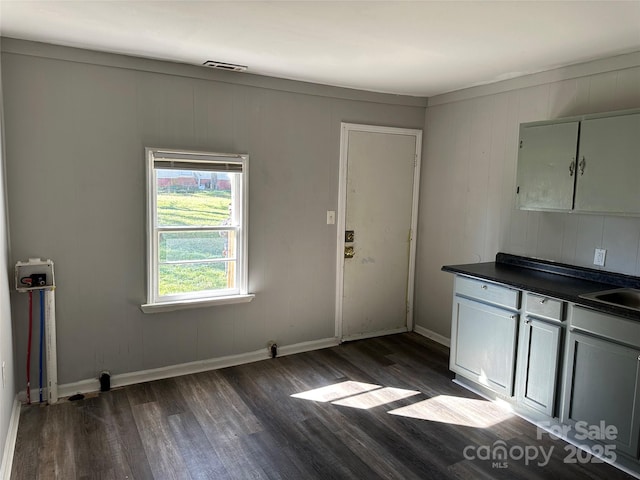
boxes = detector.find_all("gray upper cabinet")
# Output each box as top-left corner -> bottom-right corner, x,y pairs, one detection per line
516,109 -> 640,215
516,121 -> 579,211
574,113 -> 640,214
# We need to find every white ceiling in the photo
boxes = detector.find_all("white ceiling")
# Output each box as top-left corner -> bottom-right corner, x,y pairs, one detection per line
1,1 -> 639,97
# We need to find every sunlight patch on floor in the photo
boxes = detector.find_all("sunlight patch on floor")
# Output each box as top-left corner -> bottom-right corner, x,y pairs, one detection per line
291,381 -> 420,410
332,387 -> 421,410
388,394 -> 514,427
292,382 -> 514,426
290,380 -> 380,403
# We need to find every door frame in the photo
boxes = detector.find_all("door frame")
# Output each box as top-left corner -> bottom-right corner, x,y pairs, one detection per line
335,123 -> 423,341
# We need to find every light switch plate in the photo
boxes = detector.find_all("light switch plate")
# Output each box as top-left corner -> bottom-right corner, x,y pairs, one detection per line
327,210 -> 335,225
594,248 -> 606,266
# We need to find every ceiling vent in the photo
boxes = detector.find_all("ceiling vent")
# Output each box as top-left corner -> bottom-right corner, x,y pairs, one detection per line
202,60 -> 247,72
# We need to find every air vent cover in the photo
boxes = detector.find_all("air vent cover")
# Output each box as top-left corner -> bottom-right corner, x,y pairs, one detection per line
202,60 -> 247,72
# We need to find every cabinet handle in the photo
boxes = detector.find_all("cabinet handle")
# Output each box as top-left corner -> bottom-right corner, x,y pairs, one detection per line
511,315 -> 517,320
525,318 -> 532,324
579,156 -> 586,175
481,285 -> 488,290
637,355 -> 640,361
539,298 -> 546,304
569,161 -> 575,176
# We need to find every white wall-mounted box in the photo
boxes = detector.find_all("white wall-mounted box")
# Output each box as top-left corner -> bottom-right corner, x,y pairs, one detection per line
15,258 -> 55,292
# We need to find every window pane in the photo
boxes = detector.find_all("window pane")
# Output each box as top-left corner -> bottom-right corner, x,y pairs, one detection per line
159,262 -> 236,296
159,231 -> 235,262
147,148 -> 248,304
155,169 -> 237,227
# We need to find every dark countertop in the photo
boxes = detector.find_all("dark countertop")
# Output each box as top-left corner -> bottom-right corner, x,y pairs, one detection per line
442,253 -> 640,321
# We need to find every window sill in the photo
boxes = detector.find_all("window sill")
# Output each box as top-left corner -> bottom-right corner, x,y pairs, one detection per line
140,294 -> 255,314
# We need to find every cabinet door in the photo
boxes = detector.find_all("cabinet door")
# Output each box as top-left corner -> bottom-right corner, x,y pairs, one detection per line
562,331 -> 640,458
516,121 -> 579,211
517,317 -> 561,417
574,112 -> 640,214
450,296 -> 518,396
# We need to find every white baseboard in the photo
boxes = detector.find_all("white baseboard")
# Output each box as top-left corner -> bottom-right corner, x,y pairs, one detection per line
341,327 -> 408,343
276,337 -> 340,356
30,337 -> 339,400
0,397 -> 20,480
413,324 -> 450,347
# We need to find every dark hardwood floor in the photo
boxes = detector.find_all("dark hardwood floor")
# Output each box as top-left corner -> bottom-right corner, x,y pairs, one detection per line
11,333 -> 634,479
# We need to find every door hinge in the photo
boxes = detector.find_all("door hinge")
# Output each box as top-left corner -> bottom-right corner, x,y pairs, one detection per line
519,139 -> 523,149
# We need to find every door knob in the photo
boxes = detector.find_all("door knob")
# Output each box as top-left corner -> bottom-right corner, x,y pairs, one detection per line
344,246 -> 355,258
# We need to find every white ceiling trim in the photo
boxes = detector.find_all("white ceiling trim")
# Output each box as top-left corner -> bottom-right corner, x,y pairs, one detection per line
0,37 -> 427,107
428,51 -> 640,107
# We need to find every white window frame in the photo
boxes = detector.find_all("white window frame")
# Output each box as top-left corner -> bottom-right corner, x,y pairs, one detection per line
141,148 -> 253,313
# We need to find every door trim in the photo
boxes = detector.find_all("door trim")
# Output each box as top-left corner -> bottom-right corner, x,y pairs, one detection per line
335,123 -> 423,341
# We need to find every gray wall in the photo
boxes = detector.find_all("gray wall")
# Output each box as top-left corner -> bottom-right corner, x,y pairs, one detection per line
1,40 -> 425,386
0,37 -> 17,470
415,54 -> 640,340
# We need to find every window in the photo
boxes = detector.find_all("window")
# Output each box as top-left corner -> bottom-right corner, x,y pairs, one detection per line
143,148 -> 251,311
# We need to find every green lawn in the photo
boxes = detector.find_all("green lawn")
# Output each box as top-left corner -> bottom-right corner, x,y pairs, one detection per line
159,263 -> 231,296
157,189 -> 231,226
157,189 -> 234,295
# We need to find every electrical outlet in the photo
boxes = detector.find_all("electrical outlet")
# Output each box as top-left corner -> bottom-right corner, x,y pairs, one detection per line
594,248 -> 606,267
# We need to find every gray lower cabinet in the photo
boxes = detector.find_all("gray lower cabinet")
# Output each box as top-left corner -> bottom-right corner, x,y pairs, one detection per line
562,306 -> 640,458
516,292 -> 564,417
517,317 -> 562,417
450,276 -> 519,396
449,273 -> 640,469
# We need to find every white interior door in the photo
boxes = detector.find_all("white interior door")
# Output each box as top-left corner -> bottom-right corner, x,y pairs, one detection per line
336,124 -> 422,341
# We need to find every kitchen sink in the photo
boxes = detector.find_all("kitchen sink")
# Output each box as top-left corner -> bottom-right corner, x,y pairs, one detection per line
579,288 -> 640,312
